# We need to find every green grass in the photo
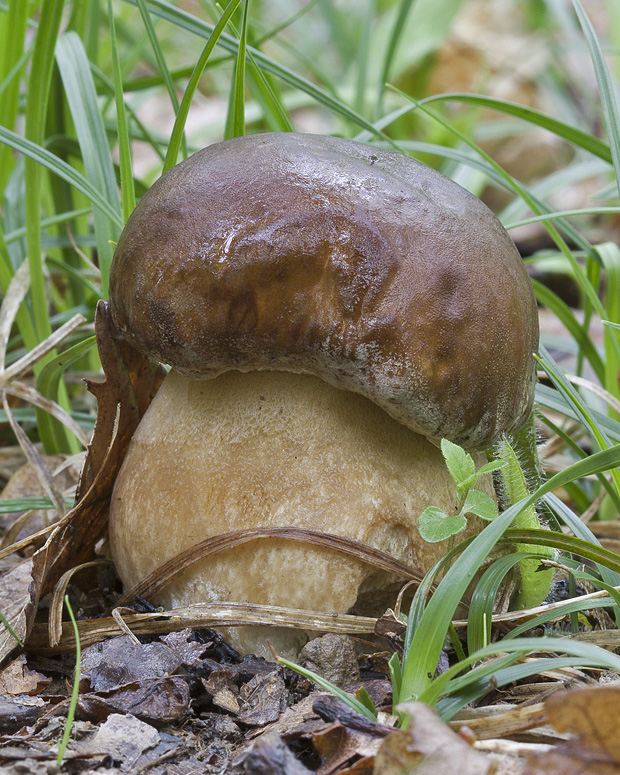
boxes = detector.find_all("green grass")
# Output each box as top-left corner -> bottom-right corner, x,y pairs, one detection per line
2,0 -> 620,722
56,596 -> 81,765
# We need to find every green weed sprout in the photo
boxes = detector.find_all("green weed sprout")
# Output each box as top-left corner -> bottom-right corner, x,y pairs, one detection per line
418,437 -> 554,608
417,439 -> 506,543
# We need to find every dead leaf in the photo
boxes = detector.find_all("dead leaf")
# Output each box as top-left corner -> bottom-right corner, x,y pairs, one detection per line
30,302 -> 165,608
75,676 -> 190,727
373,702 -> 495,775
523,685 -> 620,774
0,454 -> 83,544
80,634 -> 182,692
249,691 -> 327,742
161,629 -> 208,667
0,694 -> 48,734
546,684 -> 620,760
0,654 -> 50,695
0,560 -> 31,661
78,712 -> 160,771
312,721 -> 382,775
237,670 -> 287,726
202,669 -> 241,714
232,731 -> 314,774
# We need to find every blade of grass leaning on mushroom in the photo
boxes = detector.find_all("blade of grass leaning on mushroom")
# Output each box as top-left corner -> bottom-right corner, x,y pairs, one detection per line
106,132 -> 542,658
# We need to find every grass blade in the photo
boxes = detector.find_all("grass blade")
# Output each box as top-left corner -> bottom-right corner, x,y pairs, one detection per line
399,442 -> 620,703
131,0 -> 394,145
163,0 -> 245,172
422,636 -> 620,708
135,0 -> 187,159
108,0 -> 136,223
56,596 -> 81,765
24,0 -> 65,343
0,126 -> 124,230
573,0 -> 620,196
533,279 -> 604,382
0,0 -> 28,193
35,336 -> 97,454
55,32 -> 122,294
419,92 -> 612,163
228,0 -> 250,139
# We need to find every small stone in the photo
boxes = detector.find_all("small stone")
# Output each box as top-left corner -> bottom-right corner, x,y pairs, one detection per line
299,634 -> 360,687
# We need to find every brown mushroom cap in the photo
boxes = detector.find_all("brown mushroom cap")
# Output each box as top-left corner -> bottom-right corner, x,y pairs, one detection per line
109,132 -> 537,450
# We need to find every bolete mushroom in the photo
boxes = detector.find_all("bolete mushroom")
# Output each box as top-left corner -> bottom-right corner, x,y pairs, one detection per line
107,132 -> 538,657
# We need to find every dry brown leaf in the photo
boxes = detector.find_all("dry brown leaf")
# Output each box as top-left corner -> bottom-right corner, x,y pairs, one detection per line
0,302 -> 164,666
80,634 -> 182,692
73,677 -> 190,728
313,722 -> 382,775
0,454 -> 83,547
233,731 -> 314,774
0,694 -> 49,735
237,671 -> 287,726
0,654 -> 50,695
373,702 -> 495,775
0,561 -> 31,660
523,685 -> 620,774
78,713 -> 160,771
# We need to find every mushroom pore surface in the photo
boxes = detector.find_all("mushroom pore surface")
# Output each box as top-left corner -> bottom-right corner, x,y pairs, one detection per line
109,370 -> 494,658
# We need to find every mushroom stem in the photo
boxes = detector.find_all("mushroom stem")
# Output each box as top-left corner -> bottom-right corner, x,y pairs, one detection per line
109,369 -> 494,657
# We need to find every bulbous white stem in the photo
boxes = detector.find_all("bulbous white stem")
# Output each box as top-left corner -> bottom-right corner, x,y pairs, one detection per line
109,370 -> 493,658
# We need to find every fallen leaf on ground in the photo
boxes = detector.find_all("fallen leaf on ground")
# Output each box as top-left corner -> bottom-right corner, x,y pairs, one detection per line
313,721 -> 382,775
79,712 -> 160,771
231,730 -> 314,774
81,634 -> 182,692
0,653 -> 50,695
0,303 -> 166,667
161,628 -> 209,667
74,676 -> 190,727
0,694 -> 48,734
373,702 -> 495,775
0,561 -> 31,664
523,684 -> 620,774
237,670 -> 287,726
0,454 -> 83,541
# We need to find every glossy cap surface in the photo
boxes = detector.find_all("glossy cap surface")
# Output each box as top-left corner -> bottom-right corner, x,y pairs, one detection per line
109,132 -> 538,449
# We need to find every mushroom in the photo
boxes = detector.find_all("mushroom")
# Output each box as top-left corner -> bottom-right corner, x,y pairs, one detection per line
107,132 -> 538,658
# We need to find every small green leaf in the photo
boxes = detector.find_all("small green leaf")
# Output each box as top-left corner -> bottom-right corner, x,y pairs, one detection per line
462,489 -> 499,521
440,439 -> 475,487
418,506 -> 467,543
355,686 -> 377,715
456,460 -> 507,496
476,460 -> 507,477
